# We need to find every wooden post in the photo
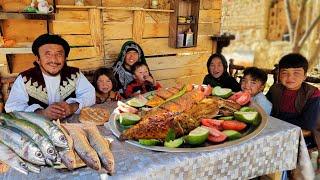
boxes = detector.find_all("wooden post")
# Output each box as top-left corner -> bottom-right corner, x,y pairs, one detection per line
133,10 -> 145,44
89,8 -> 104,58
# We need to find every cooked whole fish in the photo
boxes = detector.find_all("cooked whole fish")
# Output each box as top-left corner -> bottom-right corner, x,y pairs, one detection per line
120,87 -> 221,140
84,127 -> 114,175
11,111 -> 68,148
0,113 -> 59,166
64,125 -> 101,171
0,126 -> 45,165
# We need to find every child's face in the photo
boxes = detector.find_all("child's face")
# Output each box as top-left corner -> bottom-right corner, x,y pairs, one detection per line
209,58 -> 224,78
241,75 -> 265,97
125,50 -> 139,67
97,75 -> 113,94
279,67 -> 306,90
134,65 -> 150,82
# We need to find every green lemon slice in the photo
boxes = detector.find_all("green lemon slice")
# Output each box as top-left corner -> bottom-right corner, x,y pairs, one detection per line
164,137 -> 184,148
138,139 -> 161,146
126,97 -> 147,107
222,130 -> 242,140
119,112 -> 141,126
239,106 -> 256,112
234,111 -> 260,125
212,86 -> 232,98
186,126 -> 209,145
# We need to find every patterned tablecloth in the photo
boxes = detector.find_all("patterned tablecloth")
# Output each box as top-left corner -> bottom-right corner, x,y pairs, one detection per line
0,116 -> 314,180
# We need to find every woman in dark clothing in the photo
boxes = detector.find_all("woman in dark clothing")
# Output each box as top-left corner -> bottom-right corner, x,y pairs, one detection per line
202,53 -> 241,92
112,41 -> 147,94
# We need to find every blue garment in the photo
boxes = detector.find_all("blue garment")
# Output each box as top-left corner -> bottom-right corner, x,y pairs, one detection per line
252,92 -> 272,115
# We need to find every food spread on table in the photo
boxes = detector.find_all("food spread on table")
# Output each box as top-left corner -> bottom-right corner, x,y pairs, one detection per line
0,112 -> 114,175
114,84 -> 262,148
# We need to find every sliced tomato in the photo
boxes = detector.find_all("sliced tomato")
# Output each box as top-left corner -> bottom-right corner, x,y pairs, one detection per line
208,134 -> 227,143
203,84 -> 212,96
201,119 -> 224,130
236,92 -> 251,105
222,120 -> 247,131
228,91 -> 242,102
201,126 -> 227,143
228,91 -> 251,106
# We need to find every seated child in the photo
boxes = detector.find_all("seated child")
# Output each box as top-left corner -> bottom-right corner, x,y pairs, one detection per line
92,67 -> 122,104
241,67 -> 272,115
266,53 -> 320,147
203,53 -> 241,92
124,62 -> 161,98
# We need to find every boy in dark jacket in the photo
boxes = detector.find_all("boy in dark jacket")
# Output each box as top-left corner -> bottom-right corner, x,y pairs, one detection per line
266,53 -> 320,149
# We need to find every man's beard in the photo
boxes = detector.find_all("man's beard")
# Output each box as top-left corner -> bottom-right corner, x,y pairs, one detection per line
40,63 -> 63,76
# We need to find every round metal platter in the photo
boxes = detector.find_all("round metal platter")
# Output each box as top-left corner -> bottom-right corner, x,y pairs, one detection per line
107,98 -> 268,152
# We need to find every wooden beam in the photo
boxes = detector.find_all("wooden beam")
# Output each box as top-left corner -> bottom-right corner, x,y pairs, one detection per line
89,8 -> 104,57
132,10 -> 145,44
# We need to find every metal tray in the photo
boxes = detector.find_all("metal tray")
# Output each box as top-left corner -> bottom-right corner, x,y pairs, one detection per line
107,100 -> 268,152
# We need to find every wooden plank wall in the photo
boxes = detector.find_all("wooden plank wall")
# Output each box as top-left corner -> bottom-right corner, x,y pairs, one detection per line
0,0 -> 221,88
103,0 -> 221,87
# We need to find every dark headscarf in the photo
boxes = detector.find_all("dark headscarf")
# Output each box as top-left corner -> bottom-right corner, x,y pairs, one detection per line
206,53 -> 228,76
32,33 -> 70,57
112,41 -> 146,92
204,53 -> 241,92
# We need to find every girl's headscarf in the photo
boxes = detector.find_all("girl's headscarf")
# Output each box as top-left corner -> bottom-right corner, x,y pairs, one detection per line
112,41 -> 146,92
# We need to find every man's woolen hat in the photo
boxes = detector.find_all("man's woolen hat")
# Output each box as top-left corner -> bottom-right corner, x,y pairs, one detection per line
32,33 -> 70,57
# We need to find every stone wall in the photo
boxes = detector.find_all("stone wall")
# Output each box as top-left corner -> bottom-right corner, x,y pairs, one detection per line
220,0 -> 319,70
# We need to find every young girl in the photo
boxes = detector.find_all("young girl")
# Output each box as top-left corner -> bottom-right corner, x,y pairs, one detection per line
203,53 -> 241,92
124,62 -> 161,98
92,67 -> 122,104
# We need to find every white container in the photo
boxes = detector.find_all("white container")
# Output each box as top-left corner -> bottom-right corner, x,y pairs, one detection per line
75,0 -> 84,6
177,33 -> 184,47
185,28 -> 193,47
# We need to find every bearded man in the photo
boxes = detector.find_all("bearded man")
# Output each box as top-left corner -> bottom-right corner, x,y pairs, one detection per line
5,34 -> 95,120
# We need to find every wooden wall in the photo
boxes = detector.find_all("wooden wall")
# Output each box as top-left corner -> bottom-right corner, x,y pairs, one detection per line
0,0 -> 222,87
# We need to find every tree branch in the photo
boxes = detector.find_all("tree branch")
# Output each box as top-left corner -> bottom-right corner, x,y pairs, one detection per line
298,14 -> 320,48
308,40 -> 320,70
292,0 -> 308,52
284,0 -> 294,42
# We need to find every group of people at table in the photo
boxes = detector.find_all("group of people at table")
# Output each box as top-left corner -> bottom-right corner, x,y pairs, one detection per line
1,33 -> 319,177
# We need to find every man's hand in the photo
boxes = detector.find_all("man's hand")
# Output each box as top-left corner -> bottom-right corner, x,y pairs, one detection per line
35,102 -> 79,120
56,102 -> 79,117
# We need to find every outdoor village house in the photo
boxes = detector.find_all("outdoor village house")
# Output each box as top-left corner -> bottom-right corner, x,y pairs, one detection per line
0,0 -> 319,179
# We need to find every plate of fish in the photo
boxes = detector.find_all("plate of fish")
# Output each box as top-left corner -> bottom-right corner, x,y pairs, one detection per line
108,84 -> 268,152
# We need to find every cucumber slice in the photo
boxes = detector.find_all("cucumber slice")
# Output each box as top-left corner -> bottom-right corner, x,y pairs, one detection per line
138,139 -> 161,146
186,127 -> 209,145
223,130 -> 242,140
218,116 -> 234,120
119,112 -> 141,126
212,86 -> 232,98
164,138 -> 184,148
234,111 -> 260,125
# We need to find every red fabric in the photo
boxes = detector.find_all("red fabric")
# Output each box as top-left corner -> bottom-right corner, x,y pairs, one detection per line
280,89 -> 298,113
311,88 -> 320,98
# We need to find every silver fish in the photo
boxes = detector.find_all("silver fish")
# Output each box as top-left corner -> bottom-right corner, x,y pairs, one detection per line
0,126 -> 45,165
0,113 -> 59,166
12,111 -> 68,148
0,142 -> 29,175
